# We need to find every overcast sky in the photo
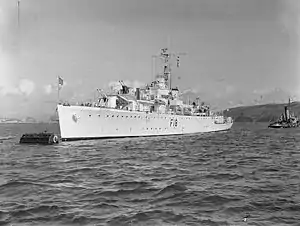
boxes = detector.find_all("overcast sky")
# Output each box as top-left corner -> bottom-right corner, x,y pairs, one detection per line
1,0 -> 300,119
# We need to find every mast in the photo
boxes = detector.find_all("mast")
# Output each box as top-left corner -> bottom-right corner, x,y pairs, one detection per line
167,36 -> 172,89
152,47 -> 186,89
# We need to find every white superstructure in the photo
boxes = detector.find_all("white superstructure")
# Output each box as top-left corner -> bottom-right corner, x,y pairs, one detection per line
57,47 -> 233,141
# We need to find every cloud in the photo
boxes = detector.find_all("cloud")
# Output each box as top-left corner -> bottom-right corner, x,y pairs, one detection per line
19,79 -> 35,95
253,88 -> 269,95
252,87 -> 291,104
0,79 -> 35,96
0,86 -> 19,96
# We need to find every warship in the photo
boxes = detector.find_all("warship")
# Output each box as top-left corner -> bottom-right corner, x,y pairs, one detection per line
268,98 -> 299,128
57,47 -> 233,141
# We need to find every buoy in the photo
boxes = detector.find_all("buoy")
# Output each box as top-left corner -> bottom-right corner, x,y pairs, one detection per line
19,132 -> 60,145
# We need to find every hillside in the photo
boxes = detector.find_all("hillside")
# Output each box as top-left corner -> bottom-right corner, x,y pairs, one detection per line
225,102 -> 300,122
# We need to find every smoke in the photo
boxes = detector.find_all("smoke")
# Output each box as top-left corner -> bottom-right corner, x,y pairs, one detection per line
106,80 -> 146,92
107,81 -> 122,91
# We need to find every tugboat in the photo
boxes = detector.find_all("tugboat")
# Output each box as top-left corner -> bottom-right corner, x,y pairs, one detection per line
268,98 -> 299,128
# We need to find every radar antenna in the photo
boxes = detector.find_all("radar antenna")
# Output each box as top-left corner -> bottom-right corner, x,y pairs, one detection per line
152,47 -> 187,89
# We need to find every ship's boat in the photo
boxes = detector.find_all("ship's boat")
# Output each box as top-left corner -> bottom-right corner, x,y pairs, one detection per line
57,47 -> 233,141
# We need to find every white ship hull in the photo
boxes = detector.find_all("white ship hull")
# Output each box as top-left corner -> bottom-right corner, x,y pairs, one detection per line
57,105 -> 233,141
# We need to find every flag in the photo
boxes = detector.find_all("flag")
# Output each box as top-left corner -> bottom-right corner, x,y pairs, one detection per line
58,76 -> 64,90
58,76 -> 63,85
177,56 -> 180,67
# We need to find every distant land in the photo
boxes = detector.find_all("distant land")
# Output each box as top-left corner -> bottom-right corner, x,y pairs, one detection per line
224,101 -> 300,122
1,102 -> 298,123
0,116 -> 57,124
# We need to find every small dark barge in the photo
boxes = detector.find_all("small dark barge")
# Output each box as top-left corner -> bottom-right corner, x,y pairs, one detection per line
19,132 -> 60,145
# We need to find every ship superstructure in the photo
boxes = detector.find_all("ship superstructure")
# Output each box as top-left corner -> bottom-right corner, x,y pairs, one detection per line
57,47 -> 233,140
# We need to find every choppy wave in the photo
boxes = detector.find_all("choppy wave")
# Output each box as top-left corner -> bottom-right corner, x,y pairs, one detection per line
0,135 -> 15,140
0,122 -> 300,225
